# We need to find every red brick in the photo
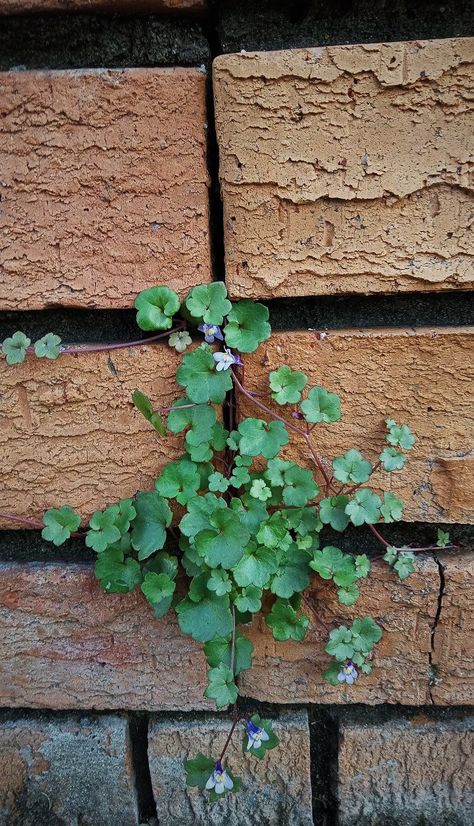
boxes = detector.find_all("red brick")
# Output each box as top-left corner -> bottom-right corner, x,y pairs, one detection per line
214,39 -> 474,299
0,344 -> 187,526
240,328 -> 474,522
0,68 -> 210,308
0,562 -> 210,710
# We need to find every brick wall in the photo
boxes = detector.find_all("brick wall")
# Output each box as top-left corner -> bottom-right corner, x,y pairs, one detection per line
0,2 -> 473,824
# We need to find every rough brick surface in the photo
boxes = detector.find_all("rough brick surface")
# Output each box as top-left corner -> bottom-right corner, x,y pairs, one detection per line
240,328 -> 474,522
338,715 -> 474,825
0,563 -> 210,710
0,344 -> 188,526
214,38 -> 474,299
431,552 -> 474,705
148,711 -> 313,825
0,68 -> 210,309
0,713 -> 138,826
0,0 -> 204,10
240,555 -> 440,705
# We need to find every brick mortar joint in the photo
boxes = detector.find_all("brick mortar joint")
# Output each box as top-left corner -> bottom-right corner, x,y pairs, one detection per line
429,551 -> 447,705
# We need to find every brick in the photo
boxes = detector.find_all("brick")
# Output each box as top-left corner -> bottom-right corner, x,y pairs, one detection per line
0,562 -> 210,710
0,344 -> 188,526
240,555 -> 440,705
0,68 -> 210,309
431,551 -> 474,704
0,713 -> 138,826
214,38 -> 474,299
0,0 -> 206,15
338,715 -> 474,825
239,328 -> 474,522
148,711 -> 313,825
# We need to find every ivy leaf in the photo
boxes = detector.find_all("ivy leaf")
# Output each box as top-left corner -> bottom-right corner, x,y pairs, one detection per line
184,753 -> 216,789
143,550 -> 178,580
385,419 -> 416,450
332,449 -> 372,485
229,465 -> 251,487
394,551 -> 416,581
135,286 -> 180,331
179,493 -> 226,538
325,626 -> 354,661
345,489 -> 381,526
379,447 -> 406,472
233,496 -> 269,534
131,491 -> 172,560
234,585 -> 262,613
204,663 -> 238,708
132,390 -> 166,436
141,572 -> 176,618
185,282 -> 232,326
34,333 -> 62,360
256,511 -> 291,549
176,346 -> 233,403
86,506 -> 122,553
155,458 -> 201,505
95,548 -> 142,594
238,418 -> 289,459
264,457 -> 293,487
383,546 -> 398,565
319,495 -> 350,532
300,386 -> 341,424
437,529 -> 450,548
310,546 -> 345,580
2,331 -> 31,365
41,506 -> 81,546
337,584 -> 360,605
208,569 -> 232,596
285,506 -> 322,537
185,438 -> 213,463
380,492 -> 404,523
204,632 -> 254,675
271,547 -> 311,598
223,301 -> 271,353
282,465 -> 319,507
351,617 -> 383,652
323,662 -> 342,685
232,544 -> 279,589
243,714 -> 279,759
249,478 -> 272,501
269,365 -> 307,404
266,598 -> 309,641
354,554 -> 371,578
167,397 -> 216,443
176,593 -> 233,642
114,498 -> 137,534
168,331 -> 192,353
195,507 -> 250,569
208,472 -> 230,493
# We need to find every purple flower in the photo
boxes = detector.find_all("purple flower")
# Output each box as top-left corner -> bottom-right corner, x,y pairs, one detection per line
198,323 -> 224,344
205,761 -> 234,794
337,661 -> 358,685
245,720 -> 270,751
212,347 -> 242,372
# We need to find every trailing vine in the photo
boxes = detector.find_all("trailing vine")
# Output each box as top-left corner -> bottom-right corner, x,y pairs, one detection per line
1,282 -> 456,800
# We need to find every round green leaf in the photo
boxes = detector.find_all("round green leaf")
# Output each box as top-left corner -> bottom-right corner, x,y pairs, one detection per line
135,286 -> 180,331
223,301 -> 271,353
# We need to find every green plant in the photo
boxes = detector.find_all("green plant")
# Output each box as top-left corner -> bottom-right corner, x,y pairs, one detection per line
1,283 -> 456,800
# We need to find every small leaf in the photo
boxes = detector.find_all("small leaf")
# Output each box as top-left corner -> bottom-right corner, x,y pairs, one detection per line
204,663 -> 238,708
208,472 -> 230,493
185,282 -> 232,326
319,495 -> 350,532
168,330 -> 192,352
95,550 -> 142,594
437,529 -> 450,548
135,286 -> 180,331
325,626 -> 354,661
155,458 -> 201,505
34,333 -> 62,360
269,365 -> 307,404
131,491 -> 172,560
176,346 -> 233,403
380,492 -> 404,523
86,506 -> 122,553
234,584 -> 262,613
207,569 -> 232,596
337,584 -> 360,605
354,554 -> 371,578
42,506 -> 81,546
379,447 -> 406,472
204,632 -> 254,675
345,489 -> 381,526
223,301 -> 271,353
281,465 -> 319,507
184,753 -> 215,789
385,419 -> 416,450
195,507 -> 250,569
132,390 -> 167,436
332,449 -> 372,485
350,617 -> 383,652
394,551 -> 416,580
249,478 -> 272,501
141,572 -> 176,618
238,418 -> 289,459
265,598 -> 309,641
300,386 -> 341,424
383,546 -> 398,566
2,331 -> 31,365
176,593 -> 233,642
232,544 -> 279,589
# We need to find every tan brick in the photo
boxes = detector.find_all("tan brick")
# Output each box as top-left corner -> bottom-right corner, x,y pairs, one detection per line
240,328 -> 474,522
0,344 -> 187,525
338,715 -> 474,825
0,714 -> 138,825
0,0 -> 205,10
431,552 -> 474,704
240,555 -> 440,705
214,39 -> 474,299
0,68 -> 210,309
0,562 -> 210,710
148,711 -> 313,825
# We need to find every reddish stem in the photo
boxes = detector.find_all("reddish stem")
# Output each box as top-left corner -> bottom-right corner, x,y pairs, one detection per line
27,323 -> 186,357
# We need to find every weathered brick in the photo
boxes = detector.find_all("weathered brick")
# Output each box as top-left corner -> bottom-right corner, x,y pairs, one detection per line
240,555 -> 440,705
431,551 -> 474,705
240,328 -> 474,522
0,344 -> 188,525
338,715 -> 474,825
0,562 -> 210,710
0,68 -> 210,309
0,0 -> 206,16
214,38 -> 474,299
0,713 -> 138,826
148,711 -> 313,825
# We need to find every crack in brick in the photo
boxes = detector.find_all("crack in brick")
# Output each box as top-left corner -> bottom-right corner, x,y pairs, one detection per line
429,552 -> 447,705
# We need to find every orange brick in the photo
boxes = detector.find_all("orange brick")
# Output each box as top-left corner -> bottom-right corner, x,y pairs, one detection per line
239,328 -> 474,522
0,0 -> 205,14
431,552 -> 474,704
0,562 -> 210,710
0,68 -> 210,309
0,344 -> 186,525
214,39 -> 474,299
240,555 -> 440,705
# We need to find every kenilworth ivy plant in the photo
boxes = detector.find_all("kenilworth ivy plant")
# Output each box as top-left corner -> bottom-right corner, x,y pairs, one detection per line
1,282 -> 455,800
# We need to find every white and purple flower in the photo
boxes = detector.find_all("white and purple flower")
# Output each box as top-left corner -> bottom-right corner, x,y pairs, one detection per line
337,661 -> 358,685
198,323 -> 224,344
212,347 -> 242,372
205,761 -> 234,795
245,720 -> 270,752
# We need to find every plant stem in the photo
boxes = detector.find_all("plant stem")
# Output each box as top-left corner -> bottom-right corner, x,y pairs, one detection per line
0,512 -> 85,537
32,323 -> 187,357
219,707 -> 242,763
